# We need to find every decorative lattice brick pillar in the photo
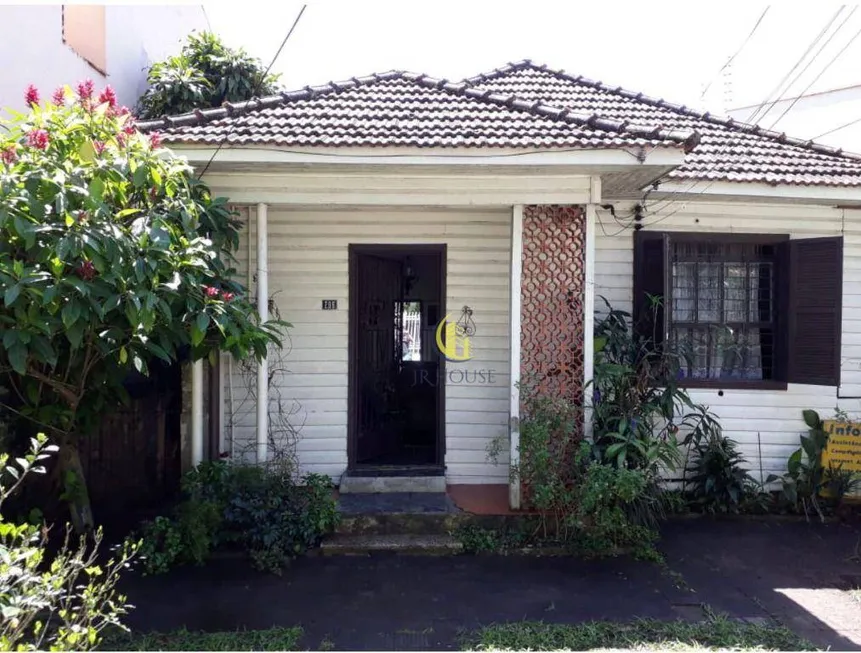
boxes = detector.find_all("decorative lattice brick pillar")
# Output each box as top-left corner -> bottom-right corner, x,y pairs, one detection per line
520,205 -> 586,403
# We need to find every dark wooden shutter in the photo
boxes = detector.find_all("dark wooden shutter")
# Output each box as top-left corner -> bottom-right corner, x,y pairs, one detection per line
787,236 -> 843,386
633,231 -> 668,348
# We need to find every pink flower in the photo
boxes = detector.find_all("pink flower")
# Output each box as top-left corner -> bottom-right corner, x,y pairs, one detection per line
76,79 -> 95,100
203,285 -> 219,298
77,261 -> 96,281
149,132 -> 162,149
27,129 -> 49,150
116,106 -> 131,117
116,132 -> 127,148
52,87 -> 66,106
98,85 -> 117,108
24,84 -> 39,107
221,291 -> 235,302
93,140 -> 106,155
122,116 -> 137,135
1,146 -> 17,165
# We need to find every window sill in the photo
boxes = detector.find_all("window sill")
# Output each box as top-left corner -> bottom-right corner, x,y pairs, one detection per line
678,379 -> 788,391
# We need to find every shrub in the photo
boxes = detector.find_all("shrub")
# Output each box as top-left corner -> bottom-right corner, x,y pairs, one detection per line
138,462 -> 338,575
0,82 -> 282,531
686,435 -> 755,514
514,387 -> 582,520
768,409 -> 861,520
136,32 -> 281,118
0,435 -> 137,651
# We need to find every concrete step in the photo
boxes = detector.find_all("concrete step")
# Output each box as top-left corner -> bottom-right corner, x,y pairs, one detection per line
320,533 -> 463,556
339,475 -> 446,493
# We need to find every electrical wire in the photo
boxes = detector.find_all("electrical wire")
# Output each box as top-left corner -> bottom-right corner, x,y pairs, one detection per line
812,114 -> 861,141
197,4 -> 308,179
642,7 -> 851,221
767,15 -> 861,130
699,7 -> 771,100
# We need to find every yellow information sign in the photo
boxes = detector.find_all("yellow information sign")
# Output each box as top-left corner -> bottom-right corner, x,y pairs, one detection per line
821,420 -> 861,473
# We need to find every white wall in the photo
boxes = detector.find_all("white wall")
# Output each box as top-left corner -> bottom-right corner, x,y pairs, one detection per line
595,199 -> 861,481
225,206 -> 512,484
0,5 -> 206,114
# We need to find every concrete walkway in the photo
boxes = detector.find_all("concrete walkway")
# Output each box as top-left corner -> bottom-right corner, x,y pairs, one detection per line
123,519 -> 861,651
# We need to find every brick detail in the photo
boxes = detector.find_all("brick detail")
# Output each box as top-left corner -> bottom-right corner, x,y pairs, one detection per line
520,205 -> 586,402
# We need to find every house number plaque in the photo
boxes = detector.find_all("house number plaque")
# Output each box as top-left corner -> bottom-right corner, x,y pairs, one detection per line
322,300 -> 338,310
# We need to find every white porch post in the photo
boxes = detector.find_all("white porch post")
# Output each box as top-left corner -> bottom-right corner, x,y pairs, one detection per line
509,204 -> 524,509
584,178 -> 600,440
191,359 -> 204,466
256,203 -> 269,465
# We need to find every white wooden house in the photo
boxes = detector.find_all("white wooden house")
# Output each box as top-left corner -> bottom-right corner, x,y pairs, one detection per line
139,61 -> 861,507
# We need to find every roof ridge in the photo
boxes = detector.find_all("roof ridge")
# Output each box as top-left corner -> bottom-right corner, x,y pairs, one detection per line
464,60 -> 861,163
408,73 -> 699,151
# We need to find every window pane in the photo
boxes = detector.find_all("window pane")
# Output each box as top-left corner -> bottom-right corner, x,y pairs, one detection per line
723,263 -> 748,322
673,326 -> 764,381
672,262 -> 696,322
697,262 -> 721,322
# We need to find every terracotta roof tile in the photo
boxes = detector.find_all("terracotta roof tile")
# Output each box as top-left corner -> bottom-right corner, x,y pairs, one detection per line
138,72 -> 699,152
464,61 -> 861,187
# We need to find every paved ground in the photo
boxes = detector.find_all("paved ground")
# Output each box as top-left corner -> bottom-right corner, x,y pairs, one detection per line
123,519 -> 861,651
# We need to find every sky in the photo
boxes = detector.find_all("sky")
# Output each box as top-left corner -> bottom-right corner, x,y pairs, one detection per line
202,1 -> 861,117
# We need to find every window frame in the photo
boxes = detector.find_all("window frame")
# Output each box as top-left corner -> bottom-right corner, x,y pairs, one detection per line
638,231 -> 790,391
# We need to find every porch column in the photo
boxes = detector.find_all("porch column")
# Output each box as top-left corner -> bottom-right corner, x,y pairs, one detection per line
584,178 -> 600,440
191,359 -> 204,466
509,205 -> 524,510
256,202 -> 269,465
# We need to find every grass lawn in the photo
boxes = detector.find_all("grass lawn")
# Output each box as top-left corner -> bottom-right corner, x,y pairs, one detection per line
101,612 -> 815,651
464,615 -> 816,651
105,626 -> 304,651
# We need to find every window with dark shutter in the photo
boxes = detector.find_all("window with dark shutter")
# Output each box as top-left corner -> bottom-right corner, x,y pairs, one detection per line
787,237 -> 843,386
631,231 -> 843,390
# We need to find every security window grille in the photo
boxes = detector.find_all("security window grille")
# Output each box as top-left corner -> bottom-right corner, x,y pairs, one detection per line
633,231 -> 843,389
669,241 -> 776,381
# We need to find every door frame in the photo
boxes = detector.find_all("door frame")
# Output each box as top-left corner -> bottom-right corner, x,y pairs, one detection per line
347,244 -> 447,470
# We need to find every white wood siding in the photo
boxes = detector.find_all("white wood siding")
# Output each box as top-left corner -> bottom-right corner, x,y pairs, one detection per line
225,207 -> 511,484
595,200 -> 861,480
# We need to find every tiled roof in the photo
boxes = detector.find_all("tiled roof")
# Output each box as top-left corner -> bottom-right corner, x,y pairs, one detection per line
138,71 -> 699,151
464,61 -> 861,187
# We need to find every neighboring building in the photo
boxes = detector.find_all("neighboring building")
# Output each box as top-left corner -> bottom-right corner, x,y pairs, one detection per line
0,4 -> 207,114
728,84 -> 861,154
140,61 -> 861,507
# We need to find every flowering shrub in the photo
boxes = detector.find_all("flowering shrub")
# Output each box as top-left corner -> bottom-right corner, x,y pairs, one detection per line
0,434 -> 138,651
0,82 -> 284,530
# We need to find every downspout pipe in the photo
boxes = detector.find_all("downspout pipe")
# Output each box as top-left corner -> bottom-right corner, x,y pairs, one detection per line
256,203 -> 269,465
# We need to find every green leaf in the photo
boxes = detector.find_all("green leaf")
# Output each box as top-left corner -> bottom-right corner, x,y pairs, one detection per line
79,139 -> 96,163
7,344 -> 27,374
133,165 -> 148,188
146,341 -> 172,363
61,301 -> 81,329
133,355 -> 148,375
802,409 -> 820,430
4,283 -> 21,306
119,347 -> 128,364
66,321 -> 84,348
196,311 -> 210,334
88,178 -> 105,203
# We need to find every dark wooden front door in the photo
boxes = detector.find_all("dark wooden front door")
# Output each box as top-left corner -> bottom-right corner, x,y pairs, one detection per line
349,245 -> 445,469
